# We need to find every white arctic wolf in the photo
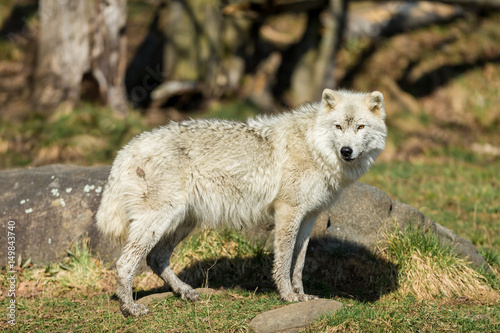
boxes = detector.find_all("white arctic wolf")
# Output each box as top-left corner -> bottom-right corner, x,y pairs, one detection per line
96,89 -> 387,316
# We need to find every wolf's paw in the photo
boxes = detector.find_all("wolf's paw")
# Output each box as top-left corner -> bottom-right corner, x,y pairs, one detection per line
296,293 -> 319,302
180,289 -> 201,302
121,303 -> 149,317
281,293 -> 319,302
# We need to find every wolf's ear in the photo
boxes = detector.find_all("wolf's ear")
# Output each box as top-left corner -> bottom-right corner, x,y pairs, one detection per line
366,91 -> 385,118
322,89 -> 339,111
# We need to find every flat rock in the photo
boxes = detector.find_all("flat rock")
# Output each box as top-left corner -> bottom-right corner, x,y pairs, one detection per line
136,291 -> 174,306
137,287 -> 226,306
250,299 -> 343,333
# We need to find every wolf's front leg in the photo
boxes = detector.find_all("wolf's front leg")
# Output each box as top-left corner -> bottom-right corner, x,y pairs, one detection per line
272,202 -> 309,302
291,216 -> 319,300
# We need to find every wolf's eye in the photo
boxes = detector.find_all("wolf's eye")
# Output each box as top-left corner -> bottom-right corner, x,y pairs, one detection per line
335,125 -> 342,130
357,125 -> 365,130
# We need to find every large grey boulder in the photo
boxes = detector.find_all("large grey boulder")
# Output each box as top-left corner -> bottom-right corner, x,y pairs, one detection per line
318,182 -> 490,271
0,164 -> 117,264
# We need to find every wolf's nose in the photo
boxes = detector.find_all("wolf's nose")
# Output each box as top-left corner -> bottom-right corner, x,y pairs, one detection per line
340,147 -> 353,157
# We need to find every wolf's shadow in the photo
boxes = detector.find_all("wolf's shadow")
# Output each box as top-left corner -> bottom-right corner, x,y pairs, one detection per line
135,236 -> 399,303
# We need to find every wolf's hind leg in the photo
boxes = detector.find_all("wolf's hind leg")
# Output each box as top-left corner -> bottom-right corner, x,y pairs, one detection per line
116,209 -> 185,316
146,222 -> 201,302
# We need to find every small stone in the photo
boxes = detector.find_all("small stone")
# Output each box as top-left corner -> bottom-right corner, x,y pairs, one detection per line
136,288 -> 225,306
136,291 -> 174,306
250,299 -> 343,333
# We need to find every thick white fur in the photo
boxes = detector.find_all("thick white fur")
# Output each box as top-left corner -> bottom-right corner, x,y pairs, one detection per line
96,89 -> 387,316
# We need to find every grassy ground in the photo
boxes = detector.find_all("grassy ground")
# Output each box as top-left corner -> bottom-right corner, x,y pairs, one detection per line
0,104 -> 148,168
1,213 -> 499,332
1,156 -> 500,331
4,291 -> 497,332
360,155 -> 500,251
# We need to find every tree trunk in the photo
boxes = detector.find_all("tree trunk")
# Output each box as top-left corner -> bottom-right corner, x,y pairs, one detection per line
160,0 -> 223,98
32,0 -> 128,115
91,0 -> 129,115
284,0 -> 346,106
32,1 -> 90,113
152,0 -> 252,107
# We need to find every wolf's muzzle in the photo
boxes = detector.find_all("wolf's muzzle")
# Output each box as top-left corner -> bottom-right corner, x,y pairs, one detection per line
340,146 -> 354,161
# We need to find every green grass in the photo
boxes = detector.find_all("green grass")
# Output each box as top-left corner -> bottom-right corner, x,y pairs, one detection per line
1,289 -> 284,332
0,103 -> 149,168
9,292 -> 492,333
1,216 -> 498,332
360,155 -> 500,251
383,226 -> 495,301
201,101 -> 261,122
171,229 -> 274,291
308,298 -> 500,332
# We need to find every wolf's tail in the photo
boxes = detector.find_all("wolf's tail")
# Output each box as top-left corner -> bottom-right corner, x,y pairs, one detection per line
95,179 -> 129,243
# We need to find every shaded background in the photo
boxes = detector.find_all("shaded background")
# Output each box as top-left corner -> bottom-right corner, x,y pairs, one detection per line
0,0 -> 499,168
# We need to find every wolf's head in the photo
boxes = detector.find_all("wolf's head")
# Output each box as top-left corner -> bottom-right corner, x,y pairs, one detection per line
313,89 -> 387,174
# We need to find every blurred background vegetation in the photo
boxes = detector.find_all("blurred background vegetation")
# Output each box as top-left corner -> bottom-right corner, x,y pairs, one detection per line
0,0 -> 499,168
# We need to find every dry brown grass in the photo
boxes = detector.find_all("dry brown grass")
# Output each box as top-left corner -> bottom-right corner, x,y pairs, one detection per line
397,250 -> 493,300
322,320 -> 362,333
381,228 -> 500,303
0,237 -> 117,300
